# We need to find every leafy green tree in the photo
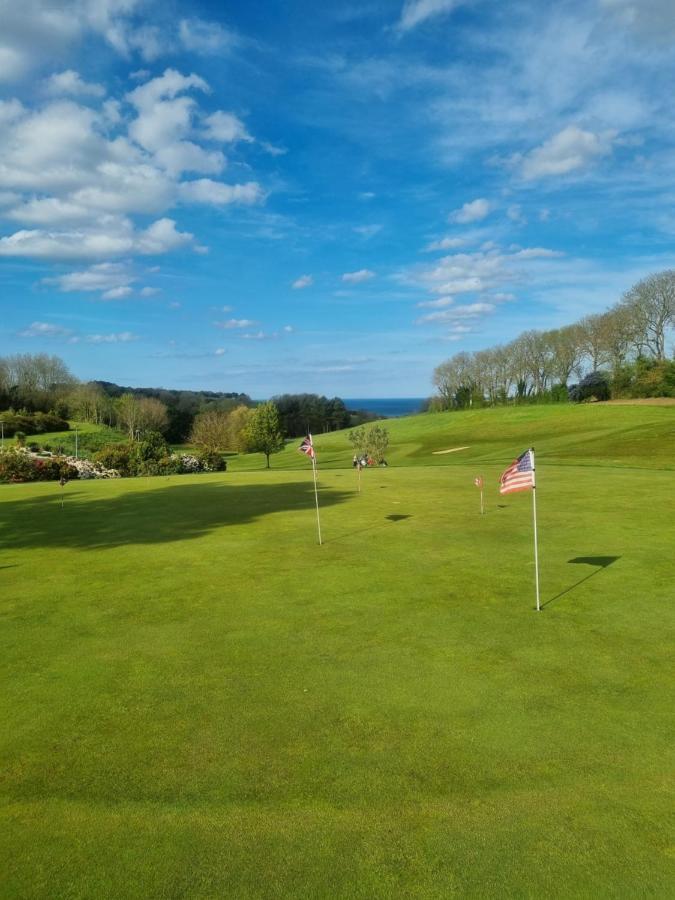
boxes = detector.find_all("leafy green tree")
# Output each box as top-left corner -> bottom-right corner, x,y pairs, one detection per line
245,402 -> 285,468
190,409 -> 231,454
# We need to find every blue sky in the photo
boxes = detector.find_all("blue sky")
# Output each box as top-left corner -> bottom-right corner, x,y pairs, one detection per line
1,0 -> 674,398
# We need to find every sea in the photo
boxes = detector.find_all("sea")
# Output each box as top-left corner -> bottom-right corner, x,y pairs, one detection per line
344,398 -> 426,418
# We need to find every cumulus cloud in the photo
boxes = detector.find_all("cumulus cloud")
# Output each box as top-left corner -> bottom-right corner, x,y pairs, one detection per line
0,217 -> 192,260
450,198 -> 491,224
45,69 -> 105,98
0,68 -> 267,261
202,110 -> 252,143
520,126 -> 614,180
292,274 -> 313,289
47,261 -> 135,295
179,179 -> 264,206
342,269 -> 376,283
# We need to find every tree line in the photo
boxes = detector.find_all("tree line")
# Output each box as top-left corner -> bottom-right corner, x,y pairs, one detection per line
432,270 -> 675,408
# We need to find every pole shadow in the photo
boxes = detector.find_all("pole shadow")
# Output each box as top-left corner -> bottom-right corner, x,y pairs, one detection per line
541,556 -> 620,608
386,514 -> 411,522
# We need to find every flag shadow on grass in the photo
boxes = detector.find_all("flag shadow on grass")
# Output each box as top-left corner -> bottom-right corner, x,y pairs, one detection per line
542,556 -> 620,608
0,481 -> 352,552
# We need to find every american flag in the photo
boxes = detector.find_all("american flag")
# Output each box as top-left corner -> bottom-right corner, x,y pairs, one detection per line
474,475 -> 483,488
298,434 -> 315,459
499,449 -> 535,495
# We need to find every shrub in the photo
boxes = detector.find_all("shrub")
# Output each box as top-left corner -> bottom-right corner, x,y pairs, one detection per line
568,371 -> 610,402
194,450 -> 227,472
93,442 -> 139,477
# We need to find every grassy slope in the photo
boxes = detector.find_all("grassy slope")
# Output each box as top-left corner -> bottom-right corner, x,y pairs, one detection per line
231,403 -> 675,472
1,404 -> 674,898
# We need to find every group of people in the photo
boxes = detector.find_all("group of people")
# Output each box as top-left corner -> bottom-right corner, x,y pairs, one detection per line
352,455 -> 387,468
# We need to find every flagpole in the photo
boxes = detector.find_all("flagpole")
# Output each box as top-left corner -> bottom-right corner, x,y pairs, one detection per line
480,486 -> 484,515
311,455 -> 322,545
530,448 -> 541,611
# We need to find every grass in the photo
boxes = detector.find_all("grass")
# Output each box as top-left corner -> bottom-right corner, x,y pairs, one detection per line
1,404 -> 674,897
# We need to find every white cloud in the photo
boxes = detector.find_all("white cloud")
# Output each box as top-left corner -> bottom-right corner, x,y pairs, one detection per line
242,330 -> 268,340
179,179 -> 265,206
283,325 -> 294,332
520,126 -> 614,180
451,199 -> 491,224
86,331 -> 138,343
101,285 -> 132,300
215,318 -> 256,329
425,236 -> 466,252
416,295 -> 454,309
139,286 -> 160,297
417,302 -> 496,324
342,268 -> 376,283
292,274 -> 313,289
215,347 -> 225,355
47,261 -> 135,294
397,0 -> 464,32
511,247 -> 564,259
202,111 -> 252,143
0,217 -> 192,260
45,69 -> 105,98
19,321 -> 73,338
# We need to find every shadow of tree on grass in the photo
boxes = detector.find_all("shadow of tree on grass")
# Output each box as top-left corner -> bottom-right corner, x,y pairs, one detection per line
0,480 -> 352,552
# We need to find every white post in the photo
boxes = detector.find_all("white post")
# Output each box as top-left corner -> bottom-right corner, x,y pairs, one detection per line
357,463 -> 361,494
480,487 -> 484,515
311,456 -> 322,545
531,448 -> 541,611
75,428 -> 79,460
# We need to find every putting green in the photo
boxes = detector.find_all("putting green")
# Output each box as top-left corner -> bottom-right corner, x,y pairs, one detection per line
1,406 -> 674,897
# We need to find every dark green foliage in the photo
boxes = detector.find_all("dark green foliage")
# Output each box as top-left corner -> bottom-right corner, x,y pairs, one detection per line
272,394 -> 351,437
568,371 -> 611,402
93,442 -> 139,477
0,411 -> 69,437
611,358 -> 675,398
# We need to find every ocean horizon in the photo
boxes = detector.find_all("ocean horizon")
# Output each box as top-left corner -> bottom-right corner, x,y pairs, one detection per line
344,398 -> 426,417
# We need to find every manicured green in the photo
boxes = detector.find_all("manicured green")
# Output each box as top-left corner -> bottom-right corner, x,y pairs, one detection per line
1,404 -> 673,897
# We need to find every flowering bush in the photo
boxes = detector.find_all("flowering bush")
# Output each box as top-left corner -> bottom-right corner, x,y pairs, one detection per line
178,454 -> 201,473
0,449 -> 78,483
65,456 -> 119,479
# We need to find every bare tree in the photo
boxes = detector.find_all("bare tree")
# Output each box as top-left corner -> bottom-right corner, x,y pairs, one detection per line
621,270 -> 675,360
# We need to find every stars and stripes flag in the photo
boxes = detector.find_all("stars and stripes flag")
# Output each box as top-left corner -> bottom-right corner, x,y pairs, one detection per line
499,449 -> 535,495
298,434 -> 315,459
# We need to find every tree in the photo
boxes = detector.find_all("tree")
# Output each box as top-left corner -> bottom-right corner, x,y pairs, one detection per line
226,405 -> 253,452
137,397 -> 169,434
348,424 -> 389,463
366,424 -> 389,463
115,394 -> 142,438
245,402 -> 285,468
190,409 -> 231,454
621,270 -> 675,360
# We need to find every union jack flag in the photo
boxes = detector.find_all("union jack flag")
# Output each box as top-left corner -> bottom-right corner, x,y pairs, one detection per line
499,449 -> 535,495
298,434 -> 315,459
